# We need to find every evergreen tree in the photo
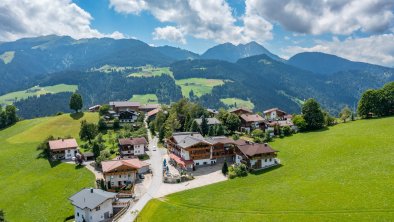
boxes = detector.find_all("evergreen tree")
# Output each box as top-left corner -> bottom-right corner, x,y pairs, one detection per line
92,142 -> 101,160
0,107 -> 6,129
200,115 -> 209,136
79,120 -> 98,143
302,98 -> 325,130
216,124 -> 225,136
5,105 -> 17,126
158,125 -> 165,142
98,118 -> 107,130
184,113 -> 192,131
222,161 -> 228,175
113,118 -> 120,129
208,126 -> 215,136
189,120 -> 200,132
69,92 -> 83,113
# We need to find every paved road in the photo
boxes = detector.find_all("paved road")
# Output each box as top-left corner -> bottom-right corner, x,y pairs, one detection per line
118,119 -> 163,222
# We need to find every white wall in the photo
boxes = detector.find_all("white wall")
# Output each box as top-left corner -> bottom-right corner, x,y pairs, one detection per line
181,149 -> 190,160
134,144 -> 145,155
194,158 -> 214,166
74,199 -> 113,222
64,149 -> 76,160
261,157 -> 276,168
235,154 -> 243,164
105,172 -> 136,187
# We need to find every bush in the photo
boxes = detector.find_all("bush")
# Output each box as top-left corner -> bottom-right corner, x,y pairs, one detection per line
282,126 -> 292,136
251,129 -> 264,138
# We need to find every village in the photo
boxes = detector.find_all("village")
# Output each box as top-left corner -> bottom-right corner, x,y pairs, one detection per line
49,100 -> 297,222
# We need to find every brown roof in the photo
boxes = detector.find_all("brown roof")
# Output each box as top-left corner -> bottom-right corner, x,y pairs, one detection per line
139,104 -> 160,110
263,108 -> 286,114
169,153 -> 194,167
206,136 -> 236,144
240,114 -> 264,122
236,140 -> 277,156
147,108 -> 160,117
48,139 -> 78,150
229,107 -> 253,114
102,159 -> 146,173
118,137 -> 148,146
109,101 -> 140,108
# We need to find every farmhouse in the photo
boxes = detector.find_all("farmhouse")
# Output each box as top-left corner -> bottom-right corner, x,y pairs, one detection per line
166,132 -> 237,170
118,110 -> 139,123
102,158 -> 148,188
69,188 -> 117,222
235,140 -> 279,170
239,114 -> 265,132
48,138 -> 78,160
139,104 -> 160,112
146,108 -> 160,121
109,101 -> 140,113
229,107 -> 253,116
194,117 -> 221,126
264,108 -> 287,120
207,108 -> 219,116
118,137 -> 148,157
88,105 -> 101,112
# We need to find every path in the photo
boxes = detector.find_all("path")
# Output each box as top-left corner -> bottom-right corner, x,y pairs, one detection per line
118,118 -> 163,222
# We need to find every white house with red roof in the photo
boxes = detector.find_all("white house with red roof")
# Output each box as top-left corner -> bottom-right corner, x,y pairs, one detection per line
263,108 -> 287,120
101,158 -> 149,188
234,139 -> 279,170
118,137 -> 148,157
48,138 -> 78,160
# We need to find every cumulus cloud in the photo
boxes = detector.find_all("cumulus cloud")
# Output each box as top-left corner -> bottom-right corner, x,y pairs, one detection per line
246,0 -> 394,35
0,0 -> 125,41
282,34 -> 394,67
109,0 -> 273,44
153,26 -> 186,44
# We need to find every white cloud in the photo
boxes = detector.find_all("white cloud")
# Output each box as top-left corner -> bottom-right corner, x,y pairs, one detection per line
153,26 -> 186,44
246,0 -> 394,35
0,0 -> 125,41
109,0 -> 273,44
281,34 -> 394,67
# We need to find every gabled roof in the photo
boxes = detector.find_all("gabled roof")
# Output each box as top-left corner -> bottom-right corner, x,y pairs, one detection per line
139,104 -> 160,110
171,132 -> 210,149
119,137 -> 147,146
110,101 -> 140,107
236,140 -> 277,157
229,107 -> 253,114
263,108 -> 286,114
205,136 -> 235,145
207,108 -> 219,114
194,117 -> 221,125
147,108 -> 160,117
69,188 -> 117,210
101,158 -> 146,173
240,114 -> 264,122
48,139 -> 78,150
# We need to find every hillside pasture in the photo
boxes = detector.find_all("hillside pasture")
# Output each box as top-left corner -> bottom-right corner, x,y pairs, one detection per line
128,66 -> 173,78
0,113 -> 98,221
138,117 -> 394,221
129,94 -> 159,104
220,97 -> 255,110
0,84 -> 77,105
175,78 -> 225,98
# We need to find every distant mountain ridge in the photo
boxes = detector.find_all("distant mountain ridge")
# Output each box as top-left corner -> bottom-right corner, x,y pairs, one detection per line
201,41 -> 284,62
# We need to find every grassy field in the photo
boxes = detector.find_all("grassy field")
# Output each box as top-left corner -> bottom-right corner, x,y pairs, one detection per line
128,66 -> 173,78
220,97 -> 255,110
0,113 -> 98,221
0,51 -> 15,64
0,84 -> 78,105
129,94 -> 159,104
138,117 -> 394,221
176,78 -> 225,98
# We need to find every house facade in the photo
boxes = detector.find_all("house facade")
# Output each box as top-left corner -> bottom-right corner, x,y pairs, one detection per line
101,159 -> 147,188
48,138 -> 78,160
235,140 -> 279,170
109,101 -> 140,113
264,108 -> 287,120
239,114 -> 265,132
118,110 -> 139,123
118,137 -> 148,157
69,188 -> 117,222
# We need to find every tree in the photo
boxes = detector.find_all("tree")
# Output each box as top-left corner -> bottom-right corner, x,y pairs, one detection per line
323,111 -> 336,126
79,120 -> 98,143
381,82 -> 394,116
217,108 -> 229,125
302,99 -> 325,130
208,126 -> 215,136
5,105 -> 17,126
69,92 -> 83,113
0,209 -> 5,222
92,142 -> 101,160
99,105 -> 110,116
200,115 -> 209,136
358,89 -> 380,118
189,120 -> 200,132
36,135 -> 55,159
216,124 -> 225,136
339,106 -> 352,123
183,113 -> 192,132
251,129 -> 264,138
113,118 -> 120,129
158,125 -> 165,142
222,161 -> 228,175
99,179 -> 107,191
225,113 -> 241,132
0,107 -> 7,129
164,112 -> 181,138
282,126 -> 292,136
292,115 -> 307,131
98,118 -> 107,130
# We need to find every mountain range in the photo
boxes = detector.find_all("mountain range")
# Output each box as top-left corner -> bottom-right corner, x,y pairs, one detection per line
0,35 -> 393,118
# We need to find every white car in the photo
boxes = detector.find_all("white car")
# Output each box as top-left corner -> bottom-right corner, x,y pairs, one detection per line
152,146 -> 156,151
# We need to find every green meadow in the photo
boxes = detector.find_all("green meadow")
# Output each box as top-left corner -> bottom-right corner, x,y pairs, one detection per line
0,113 -> 98,221
129,94 -> 159,104
128,66 -> 173,78
138,117 -> 394,221
175,78 -> 225,98
0,84 -> 77,105
220,97 -> 255,110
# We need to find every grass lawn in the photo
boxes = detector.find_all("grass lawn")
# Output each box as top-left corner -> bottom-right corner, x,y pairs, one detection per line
0,84 -> 78,105
137,117 -> 394,221
0,113 -> 98,221
129,94 -> 159,104
220,97 -> 255,110
0,51 -> 15,64
128,66 -> 173,78
175,78 -> 225,98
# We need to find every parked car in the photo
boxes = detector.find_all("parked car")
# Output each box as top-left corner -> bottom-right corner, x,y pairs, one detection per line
152,146 -> 156,151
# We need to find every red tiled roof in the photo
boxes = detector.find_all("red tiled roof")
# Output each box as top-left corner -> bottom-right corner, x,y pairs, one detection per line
240,114 -> 264,122
229,107 -> 253,114
118,137 -> 147,146
147,108 -> 160,117
169,153 -> 194,167
236,139 -> 277,156
48,139 -> 78,150
101,159 -> 145,173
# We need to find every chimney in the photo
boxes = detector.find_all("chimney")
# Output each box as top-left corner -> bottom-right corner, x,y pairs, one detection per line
90,188 -> 93,193
62,138 -> 64,142
264,143 -> 267,147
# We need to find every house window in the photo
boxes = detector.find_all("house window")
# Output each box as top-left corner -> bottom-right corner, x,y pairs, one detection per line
95,206 -> 100,211
77,212 -> 79,217
265,159 -> 267,162
203,162 -> 207,165
269,158 -> 272,162
119,175 -> 122,178
196,162 -> 199,166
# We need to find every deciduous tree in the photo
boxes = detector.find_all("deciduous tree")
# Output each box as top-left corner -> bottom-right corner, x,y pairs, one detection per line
69,92 -> 83,113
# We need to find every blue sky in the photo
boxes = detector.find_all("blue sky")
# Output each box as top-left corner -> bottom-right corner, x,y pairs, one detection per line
0,0 -> 393,66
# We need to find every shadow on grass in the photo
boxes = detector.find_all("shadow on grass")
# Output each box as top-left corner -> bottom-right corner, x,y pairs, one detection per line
70,112 -> 84,120
36,150 -> 61,168
250,164 -> 283,175
75,164 -> 85,170
64,215 -> 74,222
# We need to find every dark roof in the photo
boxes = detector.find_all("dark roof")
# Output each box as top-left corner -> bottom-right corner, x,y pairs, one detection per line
110,101 -> 140,107
229,107 -> 253,114
194,117 -> 221,125
240,114 -> 264,122
236,140 -> 277,156
119,137 -> 147,146
69,188 -> 117,210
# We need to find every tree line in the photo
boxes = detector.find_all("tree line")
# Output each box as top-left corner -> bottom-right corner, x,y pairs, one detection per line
357,82 -> 393,118
0,105 -> 18,129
